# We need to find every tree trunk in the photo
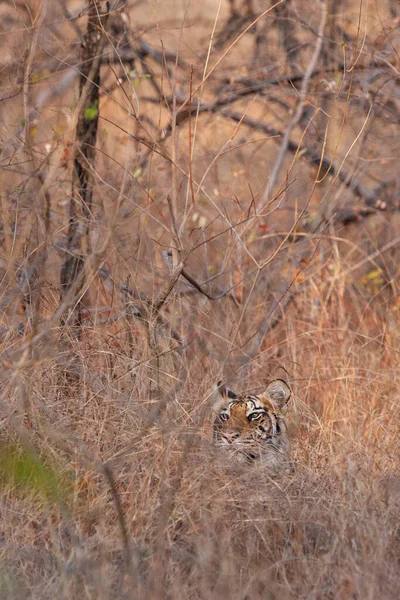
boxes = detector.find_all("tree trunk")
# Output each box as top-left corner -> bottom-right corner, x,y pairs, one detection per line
61,0 -> 110,330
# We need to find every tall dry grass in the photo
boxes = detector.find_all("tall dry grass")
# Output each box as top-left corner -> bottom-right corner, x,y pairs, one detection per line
0,0 -> 400,598
0,283 -> 399,599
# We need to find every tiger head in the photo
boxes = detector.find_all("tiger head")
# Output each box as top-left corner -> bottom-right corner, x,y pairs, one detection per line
213,379 -> 292,469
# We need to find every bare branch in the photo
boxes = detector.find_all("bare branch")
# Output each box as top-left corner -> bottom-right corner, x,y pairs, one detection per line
262,0 -> 328,202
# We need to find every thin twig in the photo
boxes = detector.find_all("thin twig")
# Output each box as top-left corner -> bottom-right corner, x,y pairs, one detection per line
262,0 -> 328,202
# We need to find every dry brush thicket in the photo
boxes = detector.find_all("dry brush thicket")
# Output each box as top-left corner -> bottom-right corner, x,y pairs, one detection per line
0,0 -> 399,598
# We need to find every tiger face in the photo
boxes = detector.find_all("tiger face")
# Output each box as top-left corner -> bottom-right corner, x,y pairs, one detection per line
213,380 -> 292,469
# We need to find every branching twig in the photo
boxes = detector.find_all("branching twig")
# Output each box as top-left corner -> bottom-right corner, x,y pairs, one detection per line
222,110 -> 388,209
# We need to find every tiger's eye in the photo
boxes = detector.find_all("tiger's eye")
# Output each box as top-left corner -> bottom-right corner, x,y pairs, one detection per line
248,412 -> 262,422
219,413 -> 229,422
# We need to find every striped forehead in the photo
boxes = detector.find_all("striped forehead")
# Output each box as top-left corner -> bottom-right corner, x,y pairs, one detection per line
225,396 -> 270,413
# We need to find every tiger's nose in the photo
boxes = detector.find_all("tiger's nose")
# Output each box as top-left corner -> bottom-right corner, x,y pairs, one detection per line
223,432 -> 240,443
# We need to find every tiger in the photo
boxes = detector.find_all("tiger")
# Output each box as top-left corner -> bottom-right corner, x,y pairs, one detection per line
213,379 -> 292,470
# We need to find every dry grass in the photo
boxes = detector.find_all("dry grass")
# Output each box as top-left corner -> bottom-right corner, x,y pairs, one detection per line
0,291 -> 399,599
1,0 -> 400,598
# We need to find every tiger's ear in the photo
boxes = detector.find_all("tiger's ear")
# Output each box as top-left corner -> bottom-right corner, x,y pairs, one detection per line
213,381 -> 240,413
265,379 -> 291,410
216,380 -> 239,400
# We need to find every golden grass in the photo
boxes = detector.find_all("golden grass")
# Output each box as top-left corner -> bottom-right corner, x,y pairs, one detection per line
0,282 -> 399,599
1,1 -> 399,597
